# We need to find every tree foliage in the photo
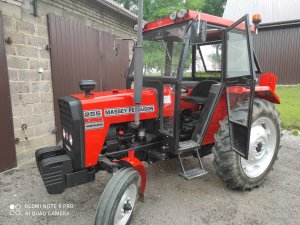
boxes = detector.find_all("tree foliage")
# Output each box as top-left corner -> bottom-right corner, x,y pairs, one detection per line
115,0 -> 227,75
116,0 -> 204,21
201,0 -> 227,16
115,0 -> 226,20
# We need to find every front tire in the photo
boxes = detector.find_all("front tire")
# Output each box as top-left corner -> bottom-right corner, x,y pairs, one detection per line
212,99 -> 281,190
95,168 -> 139,225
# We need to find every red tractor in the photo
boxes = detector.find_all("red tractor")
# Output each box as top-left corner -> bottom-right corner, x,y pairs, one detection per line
36,3 -> 281,225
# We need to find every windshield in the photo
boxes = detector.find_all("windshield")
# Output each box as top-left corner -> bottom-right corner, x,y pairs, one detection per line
143,22 -> 190,77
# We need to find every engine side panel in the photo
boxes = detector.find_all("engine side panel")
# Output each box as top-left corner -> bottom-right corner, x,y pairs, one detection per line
72,88 -> 174,167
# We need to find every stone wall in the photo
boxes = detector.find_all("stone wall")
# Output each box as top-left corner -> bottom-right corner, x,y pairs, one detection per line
0,0 -> 136,166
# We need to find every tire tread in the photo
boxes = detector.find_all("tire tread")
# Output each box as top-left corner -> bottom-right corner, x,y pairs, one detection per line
212,98 -> 281,190
95,168 -> 139,225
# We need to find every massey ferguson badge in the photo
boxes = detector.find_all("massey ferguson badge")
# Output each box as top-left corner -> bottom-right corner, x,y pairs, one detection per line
104,105 -> 154,116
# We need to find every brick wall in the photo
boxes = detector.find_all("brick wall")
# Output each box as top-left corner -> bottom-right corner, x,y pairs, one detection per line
0,0 -> 136,165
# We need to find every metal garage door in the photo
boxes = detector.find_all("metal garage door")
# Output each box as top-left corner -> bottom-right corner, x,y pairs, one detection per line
47,14 -> 129,141
0,12 -> 17,172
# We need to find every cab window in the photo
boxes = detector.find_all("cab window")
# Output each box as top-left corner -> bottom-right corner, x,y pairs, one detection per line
195,43 -> 222,78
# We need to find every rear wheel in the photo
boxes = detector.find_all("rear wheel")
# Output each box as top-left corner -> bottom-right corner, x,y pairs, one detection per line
212,99 -> 281,190
95,168 -> 139,225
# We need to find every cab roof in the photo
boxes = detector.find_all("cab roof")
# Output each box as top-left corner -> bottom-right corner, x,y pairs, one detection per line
143,10 -> 254,32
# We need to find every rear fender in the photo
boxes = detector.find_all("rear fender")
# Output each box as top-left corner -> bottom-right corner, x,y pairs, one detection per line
118,150 -> 147,198
255,73 -> 280,104
203,73 -> 280,145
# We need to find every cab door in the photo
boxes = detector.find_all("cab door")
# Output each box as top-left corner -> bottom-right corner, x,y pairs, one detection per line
224,15 -> 256,159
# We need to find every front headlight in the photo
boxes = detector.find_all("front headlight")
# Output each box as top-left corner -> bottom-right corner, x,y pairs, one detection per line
63,129 -> 66,138
177,9 -> 188,19
69,134 -> 73,146
169,11 -> 177,20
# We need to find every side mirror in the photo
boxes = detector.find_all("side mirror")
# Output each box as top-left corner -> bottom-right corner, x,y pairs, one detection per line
190,21 -> 207,45
79,80 -> 96,97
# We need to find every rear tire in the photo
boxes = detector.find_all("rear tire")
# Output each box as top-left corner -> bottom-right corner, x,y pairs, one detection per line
212,99 -> 281,190
94,168 -> 139,225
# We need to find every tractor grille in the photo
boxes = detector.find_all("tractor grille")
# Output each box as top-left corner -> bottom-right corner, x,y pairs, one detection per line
59,99 -> 73,131
58,96 -> 85,170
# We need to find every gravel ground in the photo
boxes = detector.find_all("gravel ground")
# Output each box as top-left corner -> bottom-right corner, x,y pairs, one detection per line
0,132 -> 299,225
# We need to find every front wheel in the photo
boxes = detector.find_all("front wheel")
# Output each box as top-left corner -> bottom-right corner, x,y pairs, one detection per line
212,99 -> 281,190
95,168 -> 139,225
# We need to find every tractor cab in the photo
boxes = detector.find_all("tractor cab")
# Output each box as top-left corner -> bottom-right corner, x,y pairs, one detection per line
127,10 -> 260,164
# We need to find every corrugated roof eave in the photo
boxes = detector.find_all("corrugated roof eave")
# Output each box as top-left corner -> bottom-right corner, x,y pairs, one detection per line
95,0 -> 137,21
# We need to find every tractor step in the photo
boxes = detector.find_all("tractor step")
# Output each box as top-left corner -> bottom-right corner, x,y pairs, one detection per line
178,147 -> 207,180
179,168 -> 208,180
178,140 -> 200,153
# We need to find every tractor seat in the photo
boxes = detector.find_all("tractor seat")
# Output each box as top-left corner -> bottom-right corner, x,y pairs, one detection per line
182,80 -> 218,104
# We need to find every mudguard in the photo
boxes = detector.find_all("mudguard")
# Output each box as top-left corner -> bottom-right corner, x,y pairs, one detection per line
118,150 -> 147,198
256,73 -> 280,104
227,73 -> 280,104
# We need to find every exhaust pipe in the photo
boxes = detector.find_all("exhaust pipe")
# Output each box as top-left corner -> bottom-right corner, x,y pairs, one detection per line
133,0 -> 144,127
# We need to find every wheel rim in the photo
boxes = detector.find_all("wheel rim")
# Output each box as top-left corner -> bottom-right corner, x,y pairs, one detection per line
114,183 -> 138,225
241,117 -> 277,178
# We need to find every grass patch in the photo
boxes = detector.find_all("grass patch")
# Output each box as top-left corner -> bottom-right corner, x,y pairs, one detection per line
275,85 -> 300,130
291,129 -> 300,136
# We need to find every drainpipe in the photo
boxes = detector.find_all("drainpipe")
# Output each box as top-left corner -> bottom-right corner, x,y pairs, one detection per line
33,0 -> 38,17
133,0 -> 144,127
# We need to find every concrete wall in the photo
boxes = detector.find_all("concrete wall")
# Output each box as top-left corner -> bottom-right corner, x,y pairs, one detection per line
0,0 -> 136,166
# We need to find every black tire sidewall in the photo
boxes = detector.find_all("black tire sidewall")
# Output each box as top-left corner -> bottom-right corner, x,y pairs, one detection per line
108,171 -> 139,225
213,99 -> 281,190
238,104 -> 281,185
94,168 -> 139,225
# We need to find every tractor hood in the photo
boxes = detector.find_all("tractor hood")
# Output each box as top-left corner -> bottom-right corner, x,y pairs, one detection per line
70,87 -> 174,167
72,88 -> 159,123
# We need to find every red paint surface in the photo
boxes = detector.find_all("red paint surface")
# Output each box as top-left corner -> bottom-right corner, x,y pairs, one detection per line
180,88 -> 199,111
203,91 -> 227,145
72,87 -> 174,167
143,10 -> 254,33
259,73 -> 277,91
119,150 -> 147,196
72,74 -> 280,168
228,84 -> 280,104
255,73 -> 280,104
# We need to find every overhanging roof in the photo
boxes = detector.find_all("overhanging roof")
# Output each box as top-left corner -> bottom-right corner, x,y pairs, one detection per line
223,0 -> 300,24
259,20 -> 300,30
95,0 -> 137,21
